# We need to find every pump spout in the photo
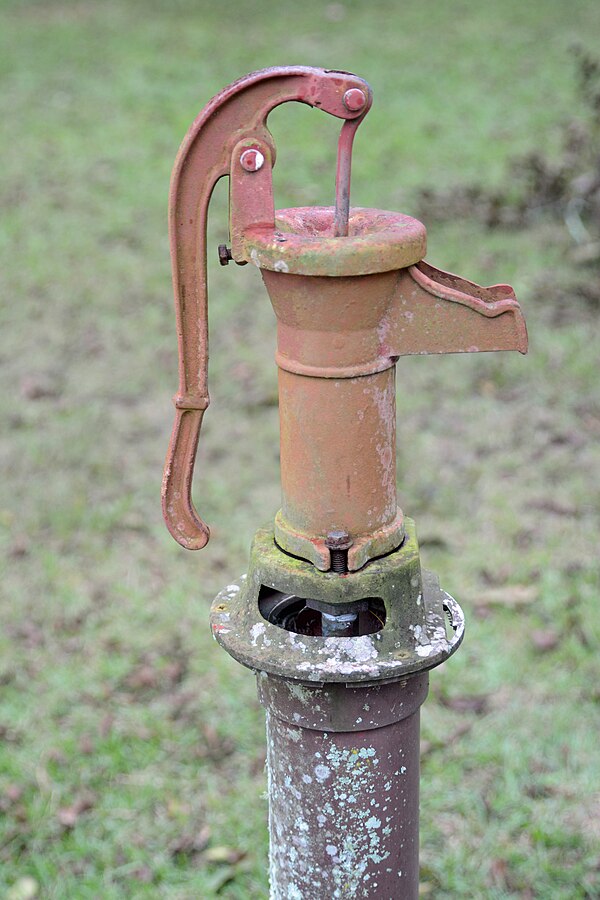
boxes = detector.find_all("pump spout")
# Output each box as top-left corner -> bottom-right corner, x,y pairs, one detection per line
383,260 -> 528,358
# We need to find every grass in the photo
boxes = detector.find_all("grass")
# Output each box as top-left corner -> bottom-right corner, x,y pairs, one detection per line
1,0 -> 600,896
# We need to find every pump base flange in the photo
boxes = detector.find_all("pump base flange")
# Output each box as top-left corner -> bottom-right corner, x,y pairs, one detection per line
210,523 -> 464,684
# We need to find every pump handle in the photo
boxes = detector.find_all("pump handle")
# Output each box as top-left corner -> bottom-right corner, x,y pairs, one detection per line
162,67 -> 372,549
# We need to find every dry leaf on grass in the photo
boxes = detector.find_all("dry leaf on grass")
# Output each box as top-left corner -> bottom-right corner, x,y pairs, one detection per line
57,791 -> 96,828
474,584 -> 538,611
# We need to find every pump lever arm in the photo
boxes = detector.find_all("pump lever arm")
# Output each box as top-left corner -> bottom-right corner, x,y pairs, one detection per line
162,67 -> 372,549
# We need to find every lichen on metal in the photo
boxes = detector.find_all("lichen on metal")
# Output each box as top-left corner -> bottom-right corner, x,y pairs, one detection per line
209,519 -> 464,684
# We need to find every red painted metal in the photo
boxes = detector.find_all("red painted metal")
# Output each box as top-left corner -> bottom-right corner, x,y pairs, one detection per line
162,69 -> 527,568
161,67 -> 372,551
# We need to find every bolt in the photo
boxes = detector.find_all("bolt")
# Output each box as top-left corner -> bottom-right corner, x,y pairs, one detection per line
342,88 -> 367,112
325,530 -> 353,574
240,148 -> 265,172
321,611 -> 357,638
218,244 -> 232,266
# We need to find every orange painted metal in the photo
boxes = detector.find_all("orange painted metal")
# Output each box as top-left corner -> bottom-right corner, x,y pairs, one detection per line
162,69 -> 527,571
257,207 -> 526,569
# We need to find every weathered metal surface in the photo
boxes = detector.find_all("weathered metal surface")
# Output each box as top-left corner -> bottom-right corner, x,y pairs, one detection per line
229,137 -> 275,262
389,261 -> 528,356
261,673 -> 427,899
260,234 -> 526,568
161,66 -> 372,550
245,207 -> 426,276
277,367 -> 400,570
210,520 -> 465,683
162,69 -> 527,567
334,106 -> 369,238
163,65 -> 529,899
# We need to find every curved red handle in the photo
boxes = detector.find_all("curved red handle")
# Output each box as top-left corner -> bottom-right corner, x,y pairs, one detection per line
162,67 -> 372,549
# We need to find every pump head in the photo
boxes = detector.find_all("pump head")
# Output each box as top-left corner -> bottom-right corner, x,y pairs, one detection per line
162,67 -> 527,683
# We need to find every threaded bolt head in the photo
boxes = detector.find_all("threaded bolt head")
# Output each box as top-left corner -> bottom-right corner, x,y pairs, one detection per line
240,148 -> 265,172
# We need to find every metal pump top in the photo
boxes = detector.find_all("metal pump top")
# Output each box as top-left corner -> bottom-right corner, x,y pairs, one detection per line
161,66 -> 527,900
161,65 -> 526,682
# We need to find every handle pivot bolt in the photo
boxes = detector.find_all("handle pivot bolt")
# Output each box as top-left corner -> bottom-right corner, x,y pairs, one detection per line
343,88 -> 367,112
240,148 -> 265,172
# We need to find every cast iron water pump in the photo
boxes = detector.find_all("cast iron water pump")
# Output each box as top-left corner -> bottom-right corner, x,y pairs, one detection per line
162,67 -> 527,899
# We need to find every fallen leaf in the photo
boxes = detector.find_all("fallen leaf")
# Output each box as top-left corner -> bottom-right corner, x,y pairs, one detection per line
527,498 -> 579,517
20,374 -> 61,400
131,865 -> 154,883
202,845 -> 247,865
198,724 -> 235,762
439,693 -> 489,715
475,585 -> 538,610
4,784 -> 24,805
6,877 -> 39,900
489,857 -> 508,887
124,663 -> 158,692
170,824 -> 211,858
421,722 -> 473,757
79,734 -> 94,754
531,629 -> 561,653
8,536 -> 30,559
99,713 -> 115,737
57,791 -> 96,828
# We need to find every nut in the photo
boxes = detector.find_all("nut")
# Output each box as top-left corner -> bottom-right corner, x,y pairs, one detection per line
324,530 -> 353,550
218,244 -> 232,266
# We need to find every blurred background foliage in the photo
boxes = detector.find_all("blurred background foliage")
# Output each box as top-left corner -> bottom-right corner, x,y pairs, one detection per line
1,0 -> 599,896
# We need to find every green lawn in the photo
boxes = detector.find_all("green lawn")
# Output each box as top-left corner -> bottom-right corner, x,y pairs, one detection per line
1,0 -> 599,896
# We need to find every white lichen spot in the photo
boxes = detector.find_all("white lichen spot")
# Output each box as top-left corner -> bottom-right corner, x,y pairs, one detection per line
326,845 -> 338,857
274,259 -> 289,273
287,682 -> 313,706
314,764 -> 331,783
365,816 -> 381,830
250,622 -> 268,646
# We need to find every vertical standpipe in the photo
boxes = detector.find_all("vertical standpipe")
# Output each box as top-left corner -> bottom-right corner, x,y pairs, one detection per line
259,673 -> 427,899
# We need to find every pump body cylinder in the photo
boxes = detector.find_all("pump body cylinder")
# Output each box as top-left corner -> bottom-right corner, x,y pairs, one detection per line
262,268 -> 404,567
257,672 -> 428,900
278,367 -> 396,541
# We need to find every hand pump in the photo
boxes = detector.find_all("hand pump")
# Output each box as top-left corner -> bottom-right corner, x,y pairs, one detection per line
162,67 -> 527,899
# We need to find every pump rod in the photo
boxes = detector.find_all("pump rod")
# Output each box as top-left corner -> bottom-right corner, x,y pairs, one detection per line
333,116 -> 361,237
